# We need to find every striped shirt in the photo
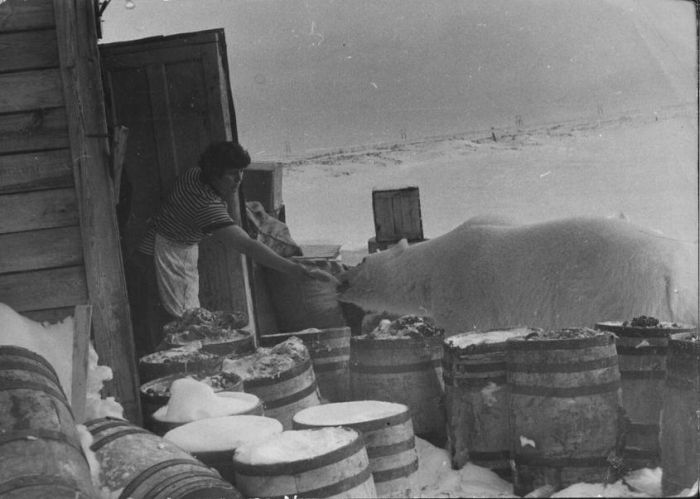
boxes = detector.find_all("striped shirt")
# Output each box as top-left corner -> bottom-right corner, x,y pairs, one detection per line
138,168 -> 235,255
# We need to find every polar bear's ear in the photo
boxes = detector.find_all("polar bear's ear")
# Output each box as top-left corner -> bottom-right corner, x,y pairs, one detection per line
389,239 -> 409,255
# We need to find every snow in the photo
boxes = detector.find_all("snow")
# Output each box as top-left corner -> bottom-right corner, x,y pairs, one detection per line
293,400 -> 407,426
234,427 -> 359,465
151,377 -> 260,422
282,110 -> 697,265
163,415 -> 283,453
446,328 -> 533,347
0,303 -> 124,421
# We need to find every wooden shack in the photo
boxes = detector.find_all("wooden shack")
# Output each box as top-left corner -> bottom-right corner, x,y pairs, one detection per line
0,0 -> 140,422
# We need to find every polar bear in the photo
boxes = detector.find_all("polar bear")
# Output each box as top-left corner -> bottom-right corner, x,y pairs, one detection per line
338,216 -> 698,334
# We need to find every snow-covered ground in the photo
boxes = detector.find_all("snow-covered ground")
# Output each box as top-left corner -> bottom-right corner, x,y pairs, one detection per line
282,106 -> 698,265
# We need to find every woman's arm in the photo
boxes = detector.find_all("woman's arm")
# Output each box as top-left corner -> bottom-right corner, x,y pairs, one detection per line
211,224 -> 337,282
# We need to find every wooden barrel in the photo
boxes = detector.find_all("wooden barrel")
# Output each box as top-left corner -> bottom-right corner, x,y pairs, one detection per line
507,329 -> 623,496
350,335 -> 445,445
233,427 -> 377,498
660,332 -> 700,496
164,415 -> 284,485
85,417 -> 242,498
260,327 -> 351,402
596,321 -> 696,468
241,357 -> 321,429
293,401 -> 418,498
0,346 -> 96,499
442,328 -> 535,476
264,258 -> 348,332
138,347 -> 222,383
150,391 -> 264,436
140,371 -> 243,431
164,329 -> 255,357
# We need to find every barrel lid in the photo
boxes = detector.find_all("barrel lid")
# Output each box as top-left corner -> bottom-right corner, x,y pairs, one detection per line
596,321 -> 696,337
293,400 -> 410,431
164,415 -> 283,453
233,427 -> 363,474
445,327 -> 536,351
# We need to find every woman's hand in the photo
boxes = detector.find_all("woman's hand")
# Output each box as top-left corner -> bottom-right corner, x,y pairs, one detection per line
297,264 -> 340,284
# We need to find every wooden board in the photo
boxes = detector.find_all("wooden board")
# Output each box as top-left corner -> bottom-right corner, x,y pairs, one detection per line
71,304 -> 92,423
0,29 -> 59,72
0,0 -> 55,32
21,306 -> 75,324
0,226 -> 83,274
0,187 -> 78,234
0,68 -> 64,113
0,265 -> 88,312
0,107 -> 70,154
0,148 -> 73,194
55,0 -> 140,424
372,187 -> 424,242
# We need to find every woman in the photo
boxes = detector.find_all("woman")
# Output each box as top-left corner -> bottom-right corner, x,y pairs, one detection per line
129,141 -> 335,356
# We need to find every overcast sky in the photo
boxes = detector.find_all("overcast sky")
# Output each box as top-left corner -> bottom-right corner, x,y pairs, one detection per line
101,0 -> 697,157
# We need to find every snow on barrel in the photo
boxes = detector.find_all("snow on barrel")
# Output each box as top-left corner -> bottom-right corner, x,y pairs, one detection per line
259,327 -> 351,402
0,346 -> 97,498
161,307 -> 254,357
223,337 -> 321,429
350,315 -> 445,445
149,377 -> 263,435
86,417 -> 242,498
596,316 -> 696,469
233,427 -> 377,498
293,401 -> 418,498
442,327 -> 536,477
164,415 -> 283,485
138,343 -> 222,383
506,328 -> 623,496
660,331 -> 700,496
140,370 -> 243,433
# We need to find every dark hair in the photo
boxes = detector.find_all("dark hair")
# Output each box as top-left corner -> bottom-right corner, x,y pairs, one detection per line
199,141 -> 251,183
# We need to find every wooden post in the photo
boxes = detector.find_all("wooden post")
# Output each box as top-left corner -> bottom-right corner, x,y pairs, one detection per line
111,125 -> 129,199
54,0 -> 141,424
71,304 -> 92,423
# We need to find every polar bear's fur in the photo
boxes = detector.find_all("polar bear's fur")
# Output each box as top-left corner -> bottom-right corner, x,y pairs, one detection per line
339,217 -> 698,334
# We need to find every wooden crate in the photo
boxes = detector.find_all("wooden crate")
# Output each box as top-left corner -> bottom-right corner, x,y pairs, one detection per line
241,162 -> 285,221
372,187 -> 424,243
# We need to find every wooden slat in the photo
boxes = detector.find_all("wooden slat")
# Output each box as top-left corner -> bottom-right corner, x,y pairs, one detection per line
0,29 -> 59,72
0,68 -> 64,113
372,187 -> 424,242
71,304 -> 92,423
0,226 -> 83,273
0,107 -> 69,154
21,306 -> 75,324
0,149 -> 73,194
0,0 -> 55,32
0,187 -> 78,234
0,265 -> 88,312
55,0 -> 140,424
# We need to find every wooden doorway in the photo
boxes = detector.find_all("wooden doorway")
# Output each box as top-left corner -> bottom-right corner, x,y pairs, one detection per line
100,29 -> 255,343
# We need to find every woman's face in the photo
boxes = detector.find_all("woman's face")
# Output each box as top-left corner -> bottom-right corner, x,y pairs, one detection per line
212,168 -> 244,197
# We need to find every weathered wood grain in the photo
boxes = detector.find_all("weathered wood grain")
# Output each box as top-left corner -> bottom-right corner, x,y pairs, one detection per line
0,187 -> 78,234
0,0 -> 55,32
0,107 -> 69,154
0,29 -> 59,72
0,68 -> 64,113
0,226 -> 83,273
0,149 -> 73,194
0,265 -> 88,312
21,306 -> 75,324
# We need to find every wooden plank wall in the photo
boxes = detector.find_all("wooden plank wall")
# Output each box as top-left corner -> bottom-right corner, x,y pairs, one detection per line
0,0 -> 87,322
0,0 -> 140,423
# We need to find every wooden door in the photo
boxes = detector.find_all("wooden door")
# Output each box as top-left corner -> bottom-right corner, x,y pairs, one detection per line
100,29 -> 253,330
